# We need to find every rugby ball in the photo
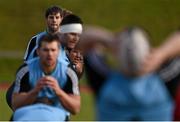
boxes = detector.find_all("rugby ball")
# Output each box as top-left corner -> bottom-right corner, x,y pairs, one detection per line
117,27 -> 150,76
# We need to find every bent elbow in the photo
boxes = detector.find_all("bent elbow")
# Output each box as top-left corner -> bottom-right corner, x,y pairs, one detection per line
71,103 -> 81,115
71,107 -> 80,115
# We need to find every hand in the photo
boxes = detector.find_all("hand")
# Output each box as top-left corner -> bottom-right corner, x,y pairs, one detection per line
31,77 -> 47,94
42,76 -> 61,95
70,50 -> 84,74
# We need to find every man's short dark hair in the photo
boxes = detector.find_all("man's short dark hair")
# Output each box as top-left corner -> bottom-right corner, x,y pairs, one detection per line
45,5 -> 63,18
38,34 -> 61,48
60,14 -> 83,26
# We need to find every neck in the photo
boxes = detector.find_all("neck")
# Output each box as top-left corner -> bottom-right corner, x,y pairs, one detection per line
47,28 -> 59,35
66,47 -> 72,53
41,63 -> 56,75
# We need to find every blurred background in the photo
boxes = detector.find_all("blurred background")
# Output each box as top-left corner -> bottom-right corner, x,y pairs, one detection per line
1,0 -> 180,120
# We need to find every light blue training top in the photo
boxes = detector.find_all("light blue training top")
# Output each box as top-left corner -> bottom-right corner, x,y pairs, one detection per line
96,72 -> 174,121
24,31 -> 70,66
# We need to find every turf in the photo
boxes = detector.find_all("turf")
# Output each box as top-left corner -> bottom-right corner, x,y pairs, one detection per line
0,58 -> 22,82
0,90 -> 13,120
0,0 -> 180,82
0,0 -> 180,120
1,0 -> 180,82
0,0 -> 180,50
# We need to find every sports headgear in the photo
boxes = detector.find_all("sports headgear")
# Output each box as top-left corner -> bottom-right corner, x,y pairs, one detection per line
60,14 -> 83,34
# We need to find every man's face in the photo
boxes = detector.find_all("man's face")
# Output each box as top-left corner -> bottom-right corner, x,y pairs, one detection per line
46,13 -> 62,33
64,32 -> 81,50
37,41 -> 59,67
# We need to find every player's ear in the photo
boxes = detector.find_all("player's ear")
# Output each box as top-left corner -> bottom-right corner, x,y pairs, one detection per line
36,49 -> 40,56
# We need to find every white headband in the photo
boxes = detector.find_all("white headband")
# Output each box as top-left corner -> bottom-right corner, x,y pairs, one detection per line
60,23 -> 83,34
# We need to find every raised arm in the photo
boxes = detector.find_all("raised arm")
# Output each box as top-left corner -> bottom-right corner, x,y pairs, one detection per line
141,31 -> 180,74
77,26 -> 114,54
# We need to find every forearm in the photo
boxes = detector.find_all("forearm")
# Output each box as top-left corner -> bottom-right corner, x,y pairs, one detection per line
159,31 -> 180,60
12,90 -> 38,111
141,32 -> 180,75
56,89 -> 81,115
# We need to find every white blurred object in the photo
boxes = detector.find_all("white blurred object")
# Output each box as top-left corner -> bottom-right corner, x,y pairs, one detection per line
117,27 -> 150,76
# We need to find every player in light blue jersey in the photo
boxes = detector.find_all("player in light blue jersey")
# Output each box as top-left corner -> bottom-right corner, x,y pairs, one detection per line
96,27 -> 176,121
6,9 -> 84,109
12,34 -> 80,121
23,6 -> 67,63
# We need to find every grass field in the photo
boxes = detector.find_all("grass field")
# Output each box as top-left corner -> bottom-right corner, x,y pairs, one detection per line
0,58 -> 22,82
1,0 -> 180,82
0,90 -> 95,121
0,91 -> 12,120
1,0 -> 180,51
1,0 -> 180,120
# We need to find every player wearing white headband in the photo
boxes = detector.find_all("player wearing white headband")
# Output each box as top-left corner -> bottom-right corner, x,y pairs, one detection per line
59,14 -> 84,78
60,14 -> 83,51
60,23 -> 82,34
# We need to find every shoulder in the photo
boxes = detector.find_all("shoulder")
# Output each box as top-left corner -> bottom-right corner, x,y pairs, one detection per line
66,67 -> 79,83
57,60 -> 68,68
27,32 -> 45,48
65,67 -> 80,95
16,63 -> 28,73
16,63 -> 29,80
29,31 -> 46,41
26,57 -> 39,64
17,58 -> 39,75
33,31 -> 46,37
37,31 -> 47,37
26,58 -> 40,72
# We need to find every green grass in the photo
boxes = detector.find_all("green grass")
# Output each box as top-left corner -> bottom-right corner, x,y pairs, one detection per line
71,92 -> 95,121
0,90 -> 95,121
0,90 -> 13,120
0,0 -> 180,120
1,0 -> 180,82
0,0 -> 178,86
0,0 -> 180,51
0,58 -> 22,83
